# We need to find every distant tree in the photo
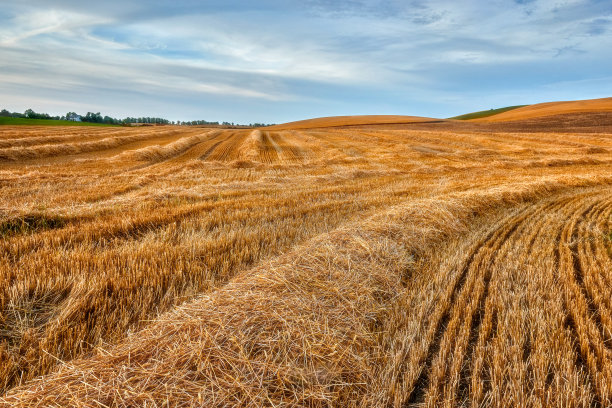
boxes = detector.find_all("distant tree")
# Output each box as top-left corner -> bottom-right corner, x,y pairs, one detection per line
82,112 -> 104,123
66,112 -> 80,121
24,109 -> 51,120
103,115 -> 119,125
1,107 -> 173,125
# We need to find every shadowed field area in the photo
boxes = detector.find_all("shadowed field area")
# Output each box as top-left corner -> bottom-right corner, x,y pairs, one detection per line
0,106 -> 611,406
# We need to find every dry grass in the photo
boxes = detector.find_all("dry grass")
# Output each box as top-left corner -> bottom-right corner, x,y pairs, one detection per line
268,115 -> 437,130
0,128 -> 189,162
0,114 -> 611,407
110,130 -> 219,163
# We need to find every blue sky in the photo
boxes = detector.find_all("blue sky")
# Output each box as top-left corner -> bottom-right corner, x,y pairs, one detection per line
0,0 -> 611,123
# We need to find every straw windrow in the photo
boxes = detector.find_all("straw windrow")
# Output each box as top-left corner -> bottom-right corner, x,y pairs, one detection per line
3,176 -> 611,407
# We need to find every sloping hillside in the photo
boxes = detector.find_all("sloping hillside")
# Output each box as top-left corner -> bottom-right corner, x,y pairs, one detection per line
472,97 -> 612,122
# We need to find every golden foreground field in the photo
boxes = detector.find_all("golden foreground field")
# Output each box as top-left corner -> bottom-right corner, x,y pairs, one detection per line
0,107 -> 611,406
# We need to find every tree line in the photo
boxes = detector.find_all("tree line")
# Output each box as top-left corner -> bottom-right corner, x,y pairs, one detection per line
0,108 -> 274,127
0,108 -> 169,125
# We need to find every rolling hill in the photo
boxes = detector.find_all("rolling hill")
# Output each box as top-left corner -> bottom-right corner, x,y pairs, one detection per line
449,105 -> 527,120
470,96 -> 612,122
267,115 -> 438,130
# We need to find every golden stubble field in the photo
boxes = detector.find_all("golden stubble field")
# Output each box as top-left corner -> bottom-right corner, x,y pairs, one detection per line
0,112 -> 611,407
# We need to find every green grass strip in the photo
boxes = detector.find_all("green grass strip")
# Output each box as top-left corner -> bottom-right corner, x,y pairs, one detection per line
0,117 -> 119,126
449,105 -> 528,120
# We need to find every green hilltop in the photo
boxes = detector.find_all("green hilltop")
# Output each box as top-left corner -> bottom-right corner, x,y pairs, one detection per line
449,105 -> 527,120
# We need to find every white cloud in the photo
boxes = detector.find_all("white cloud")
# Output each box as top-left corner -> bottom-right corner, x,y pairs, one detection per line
0,9 -> 111,45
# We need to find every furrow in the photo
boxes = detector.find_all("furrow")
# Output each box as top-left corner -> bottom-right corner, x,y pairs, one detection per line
199,138 -> 227,160
577,199 -> 612,351
208,131 -> 249,161
403,229 -> 491,406
270,132 -> 303,163
164,132 -> 225,162
117,130 -> 221,170
432,205 -> 538,406
259,132 -> 279,164
467,199 -> 567,406
558,196 -> 612,406
404,207 -> 532,406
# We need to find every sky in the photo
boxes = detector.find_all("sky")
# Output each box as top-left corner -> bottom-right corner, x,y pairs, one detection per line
0,0 -> 611,123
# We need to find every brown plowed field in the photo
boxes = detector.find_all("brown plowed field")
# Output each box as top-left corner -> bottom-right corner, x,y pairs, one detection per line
0,113 -> 611,407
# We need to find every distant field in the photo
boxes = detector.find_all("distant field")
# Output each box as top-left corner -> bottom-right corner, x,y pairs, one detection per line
473,96 -> 612,122
268,114 -> 437,129
1,102 -> 612,407
0,117 -> 118,126
449,105 -> 527,120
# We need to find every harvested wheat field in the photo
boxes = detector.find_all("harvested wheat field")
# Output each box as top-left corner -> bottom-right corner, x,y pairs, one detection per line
1,106 -> 612,407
